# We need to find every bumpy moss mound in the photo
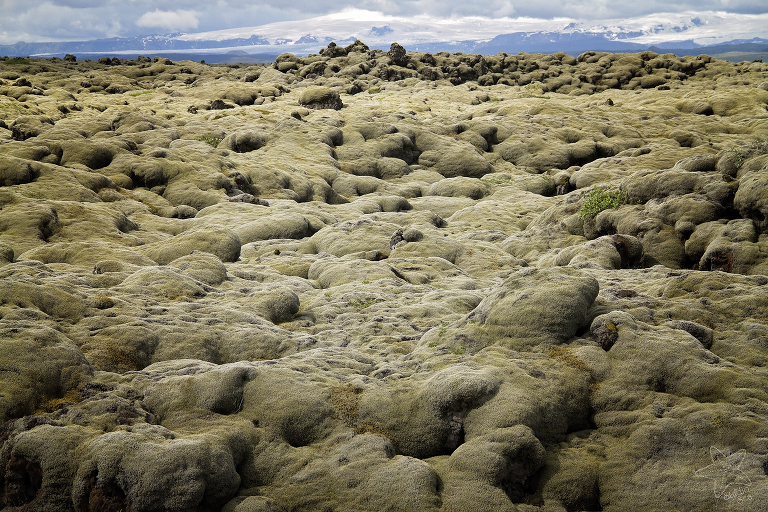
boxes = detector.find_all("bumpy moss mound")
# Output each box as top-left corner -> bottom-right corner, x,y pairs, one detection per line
0,47 -> 768,511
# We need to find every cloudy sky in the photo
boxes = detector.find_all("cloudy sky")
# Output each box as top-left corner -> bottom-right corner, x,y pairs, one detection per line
1,0 -> 767,44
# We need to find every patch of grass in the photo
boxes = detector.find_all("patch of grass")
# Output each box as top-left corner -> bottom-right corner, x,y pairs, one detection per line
195,135 -> 222,147
578,187 -> 629,220
2,57 -> 30,66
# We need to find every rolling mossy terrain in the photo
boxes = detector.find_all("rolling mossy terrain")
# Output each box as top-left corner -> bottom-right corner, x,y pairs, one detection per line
1,42 -> 768,511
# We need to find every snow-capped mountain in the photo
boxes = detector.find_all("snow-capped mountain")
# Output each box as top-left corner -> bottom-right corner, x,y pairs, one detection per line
2,10 -> 767,60
173,9 -> 768,54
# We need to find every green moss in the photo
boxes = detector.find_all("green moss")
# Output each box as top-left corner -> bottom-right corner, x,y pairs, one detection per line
480,174 -> 514,186
195,135 -> 222,148
2,57 -> 31,66
20,190 -> 46,199
578,187 -> 628,219
128,89 -> 156,97
520,83 -> 550,99
349,297 -> 382,311
0,101 -> 25,113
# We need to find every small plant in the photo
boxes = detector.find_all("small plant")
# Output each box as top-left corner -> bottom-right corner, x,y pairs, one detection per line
753,138 -> 768,153
729,146 -> 745,169
234,395 -> 244,413
195,135 -> 222,147
128,89 -> 155,97
729,138 -> 768,169
579,187 -> 629,219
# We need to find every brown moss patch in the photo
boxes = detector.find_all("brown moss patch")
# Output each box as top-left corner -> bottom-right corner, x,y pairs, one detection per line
354,422 -> 398,447
329,383 -> 360,427
102,344 -> 143,373
549,345 -> 591,372
35,388 -> 81,414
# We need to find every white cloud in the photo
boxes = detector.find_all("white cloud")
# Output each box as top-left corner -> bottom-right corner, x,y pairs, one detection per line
136,9 -> 199,31
0,1 -> 767,44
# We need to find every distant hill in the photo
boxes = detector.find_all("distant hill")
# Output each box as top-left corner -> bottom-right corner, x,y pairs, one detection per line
473,32 -> 647,56
648,41 -> 768,62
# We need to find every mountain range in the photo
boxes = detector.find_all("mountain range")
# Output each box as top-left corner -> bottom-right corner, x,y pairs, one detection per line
2,10 -> 767,63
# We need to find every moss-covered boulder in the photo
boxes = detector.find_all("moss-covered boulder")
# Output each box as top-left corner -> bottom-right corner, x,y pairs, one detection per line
298,86 -> 342,110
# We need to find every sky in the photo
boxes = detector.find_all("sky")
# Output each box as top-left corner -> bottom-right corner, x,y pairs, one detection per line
1,0 -> 767,44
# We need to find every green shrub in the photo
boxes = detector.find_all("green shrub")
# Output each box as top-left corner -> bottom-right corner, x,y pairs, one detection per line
579,187 -> 628,219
